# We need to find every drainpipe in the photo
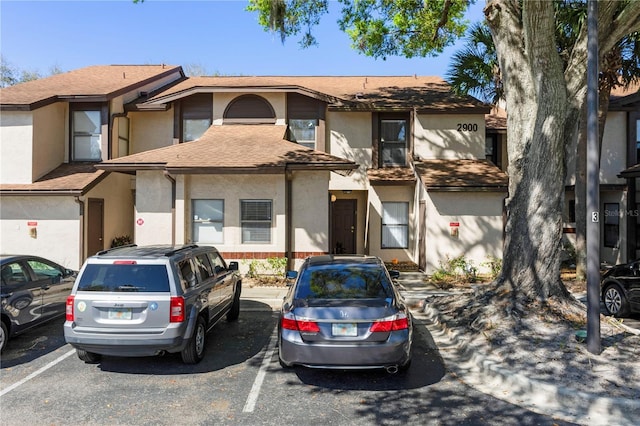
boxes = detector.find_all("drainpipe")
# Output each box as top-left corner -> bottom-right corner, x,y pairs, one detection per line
285,168 -> 293,271
74,196 -> 85,268
163,171 -> 176,246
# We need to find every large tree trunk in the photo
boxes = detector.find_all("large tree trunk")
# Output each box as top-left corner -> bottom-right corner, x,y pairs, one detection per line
486,0 -> 570,300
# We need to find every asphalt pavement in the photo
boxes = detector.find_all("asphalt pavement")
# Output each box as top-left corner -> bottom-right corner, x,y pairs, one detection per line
242,272 -> 640,426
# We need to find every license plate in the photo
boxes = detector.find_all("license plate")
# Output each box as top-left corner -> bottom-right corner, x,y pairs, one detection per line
332,323 -> 357,337
108,308 -> 132,320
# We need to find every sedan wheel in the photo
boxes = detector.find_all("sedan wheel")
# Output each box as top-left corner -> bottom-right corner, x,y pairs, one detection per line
603,284 -> 630,317
0,321 -> 7,352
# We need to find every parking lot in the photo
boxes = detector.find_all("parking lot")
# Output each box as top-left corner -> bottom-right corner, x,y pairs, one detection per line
0,288 -> 580,425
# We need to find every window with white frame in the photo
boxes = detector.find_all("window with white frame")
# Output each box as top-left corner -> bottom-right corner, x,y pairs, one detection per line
192,200 -> 224,244
380,119 -> 407,166
288,119 -> 317,149
182,94 -> 212,142
382,202 -> 409,248
241,200 -> 272,244
72,109 -> 102,161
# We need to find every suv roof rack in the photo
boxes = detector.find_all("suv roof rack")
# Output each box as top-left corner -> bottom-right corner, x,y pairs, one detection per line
164,244 -> 199,257
96,244 -> 138,256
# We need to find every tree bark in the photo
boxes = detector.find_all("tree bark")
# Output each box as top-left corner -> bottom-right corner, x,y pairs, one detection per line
486,0 -> 569,300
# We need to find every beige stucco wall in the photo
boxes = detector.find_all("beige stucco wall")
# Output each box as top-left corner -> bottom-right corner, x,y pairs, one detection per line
600,111 -> 628,184
1,111 -> 34,183
32,103 -> 66,181
0,196 -> 80,269
327,111 -> 372,191
424,191 -> 505,274
212,92 -> 286,125
367,185 -> 417,263
134,170 -> 174,245
414,114 -> 486,160
85,172 -> 135,254
129,109 -> 174,154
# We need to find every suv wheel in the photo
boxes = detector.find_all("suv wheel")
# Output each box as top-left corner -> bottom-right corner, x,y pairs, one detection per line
181,316 -> 206,364
603,283 -> 630,317
226,284 -> 241,321
77,349 -> 101,364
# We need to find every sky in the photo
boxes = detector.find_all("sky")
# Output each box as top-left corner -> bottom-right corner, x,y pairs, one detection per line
0,0 -> 485,78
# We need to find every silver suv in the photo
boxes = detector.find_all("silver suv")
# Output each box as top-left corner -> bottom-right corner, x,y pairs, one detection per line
64,245 -> 241,364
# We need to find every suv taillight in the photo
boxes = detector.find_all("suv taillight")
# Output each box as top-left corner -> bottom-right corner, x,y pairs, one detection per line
66,295 -> 75,321
170,296 -> 185,322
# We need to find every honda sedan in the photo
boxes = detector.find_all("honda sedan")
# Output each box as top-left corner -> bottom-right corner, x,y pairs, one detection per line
278,255 -> 412,373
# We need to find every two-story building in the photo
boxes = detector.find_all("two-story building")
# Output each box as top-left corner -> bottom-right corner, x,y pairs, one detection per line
1,64 -> 636,274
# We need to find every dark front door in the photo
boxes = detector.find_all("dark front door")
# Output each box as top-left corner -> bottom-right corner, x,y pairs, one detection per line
87,198 -> 104,256
331,199 -> 356,254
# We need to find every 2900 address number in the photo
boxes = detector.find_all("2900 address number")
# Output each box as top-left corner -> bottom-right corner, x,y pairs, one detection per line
457,123 -> 478,132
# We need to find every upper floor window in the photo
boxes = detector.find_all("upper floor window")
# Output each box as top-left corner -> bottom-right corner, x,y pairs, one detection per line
241,200 -> 272,244
182,93 -> 212,142
72,107 -> 103,161
288,119 -> 317,149
380,118 -> 407,167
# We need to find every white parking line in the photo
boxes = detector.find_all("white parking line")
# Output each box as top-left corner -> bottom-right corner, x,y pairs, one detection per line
0,347 -> 76,397
243,325 -> 278,413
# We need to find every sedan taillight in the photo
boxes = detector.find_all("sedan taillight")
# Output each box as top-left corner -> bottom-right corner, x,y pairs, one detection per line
66,295 -> 75,321
170,296 -> 185,323
370,314 -> 409,332
281,316 -> 320,332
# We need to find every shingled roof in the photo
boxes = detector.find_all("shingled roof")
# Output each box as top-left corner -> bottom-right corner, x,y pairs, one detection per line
415,159 -> 508,191
135,75 -> 490,112
97,124 -> 357,174
0,163 -> 108,195
0,65 -> 183,111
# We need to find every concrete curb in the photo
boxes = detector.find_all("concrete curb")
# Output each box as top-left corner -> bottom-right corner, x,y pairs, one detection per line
420,303 -> 640,426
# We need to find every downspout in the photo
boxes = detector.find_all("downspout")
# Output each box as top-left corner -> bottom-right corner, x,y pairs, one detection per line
163,171 -> 176,246
74,197 -> 85,268
285,168 -> 293,271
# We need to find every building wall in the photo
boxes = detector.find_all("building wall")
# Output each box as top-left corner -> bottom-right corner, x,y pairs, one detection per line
33,103 -> 66,180
327,111 -> 372,191
423,191 -> 506,274
134,170 -> 175,245
1,111 -> 34,183
414,114 -> 486,160
600,111 -> 628,185
367,185 -> 417,263
0,196 -> 80,269
85,172 -> 135,254
129,109 -> 174,154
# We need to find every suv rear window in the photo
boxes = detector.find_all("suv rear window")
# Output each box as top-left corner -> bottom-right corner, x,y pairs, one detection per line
77,264 -> 170,292
294,264 -> 392,300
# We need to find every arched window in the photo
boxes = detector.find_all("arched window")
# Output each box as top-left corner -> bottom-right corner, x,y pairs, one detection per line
223,94 -> 276,123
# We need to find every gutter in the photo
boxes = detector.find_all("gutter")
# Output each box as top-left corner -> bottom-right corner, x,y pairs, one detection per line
163,171 -> 176,245
285,167 -> 293,271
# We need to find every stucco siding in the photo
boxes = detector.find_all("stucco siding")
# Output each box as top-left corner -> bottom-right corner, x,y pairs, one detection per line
134,171 -> 174,245
424,191 -> 505,274
367,186 -> 416,263
1,111 -> 34,183
86,172 -> 135,252
600,111 -> 627,184
327,111 -> 372,190
291,171 -> 330,253
414,114 -> 486,160
32,103 -> 67,181
129,110 -> 174,153
0,196 -> 80,269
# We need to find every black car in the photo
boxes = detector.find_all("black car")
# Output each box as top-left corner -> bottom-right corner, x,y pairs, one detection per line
1,255 -> 77,351
601,259 -> 640,317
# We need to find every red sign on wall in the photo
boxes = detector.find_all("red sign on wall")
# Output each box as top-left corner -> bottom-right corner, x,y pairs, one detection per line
449,222 -> 460,227
136,218 -> 144,226
27,221 -> 38,227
